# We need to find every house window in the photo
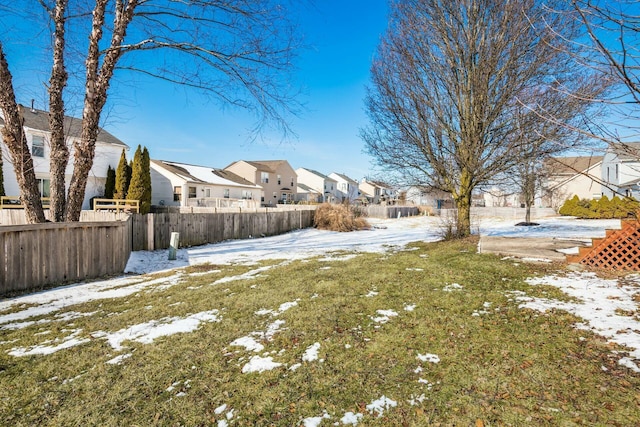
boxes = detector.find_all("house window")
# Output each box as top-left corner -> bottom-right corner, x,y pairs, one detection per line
32,136 -> 45,158
205,188 -> 211,198
290,177 -> 294,187
36,178 -> 50,197
242,190 -> 252,199
188,186 -> 197,198
273,191 -> 277,198
173,186 -> 182,201
224,189 -> 230,199
261,172 -> 269,184
277,174 -> 282,185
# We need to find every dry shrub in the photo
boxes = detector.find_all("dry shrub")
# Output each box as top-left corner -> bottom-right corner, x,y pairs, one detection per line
314,203 -> 370,232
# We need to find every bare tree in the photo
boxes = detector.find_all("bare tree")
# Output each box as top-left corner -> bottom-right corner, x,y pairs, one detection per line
554,2 -> 639,150
361,0 -> 606,237
0,0 -> 302,222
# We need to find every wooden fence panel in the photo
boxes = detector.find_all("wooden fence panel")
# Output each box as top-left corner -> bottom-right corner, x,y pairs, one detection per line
124,209 -> 316,251
0,220 -> 132,296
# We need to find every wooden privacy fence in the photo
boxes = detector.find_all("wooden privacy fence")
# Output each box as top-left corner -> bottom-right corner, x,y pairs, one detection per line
365,205 -> 420,218
129,209 -> 315,251
0,220 -> 132,296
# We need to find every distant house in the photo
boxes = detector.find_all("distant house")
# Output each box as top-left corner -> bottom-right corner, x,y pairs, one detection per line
405,186 -> 454,210
601,143 -> 640,199
329,172 -> 359,203
481,186 -> 520,207
295,167 -> 338,203
225,160 -> 297,206
150,160 -> 261,208
542,155 -> 603,209
0,105 -> 128,209
296,183 -> 322,203
359,179 -> 397,205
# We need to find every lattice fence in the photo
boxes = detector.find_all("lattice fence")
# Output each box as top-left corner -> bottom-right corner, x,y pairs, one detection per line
567,220 -> 640,271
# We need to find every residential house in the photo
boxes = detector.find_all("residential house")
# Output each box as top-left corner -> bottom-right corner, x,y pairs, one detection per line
150,160 -> 261,208
359,179 -> 397,205
0,105 -> 128,209
481,186 -> 521,207
329,173 -> 359,203
225,160 -> 297,206
296,183 -> 322,203
404,186 -> 454,210
542,155 -> 603,209
601,143 -> 640,199
295,167 -> 338,203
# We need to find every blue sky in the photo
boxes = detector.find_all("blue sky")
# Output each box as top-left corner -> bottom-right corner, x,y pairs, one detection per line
123,1 -> 389,180
5,1 -> 390,182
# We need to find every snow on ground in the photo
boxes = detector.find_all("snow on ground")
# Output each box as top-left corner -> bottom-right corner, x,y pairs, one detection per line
2,215 -> 640,424
124,216 -> 443,275
478,217 -> 620,239
2,215 -> 640,374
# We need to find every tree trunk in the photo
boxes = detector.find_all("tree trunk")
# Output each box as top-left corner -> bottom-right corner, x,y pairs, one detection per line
65,0 -> 134,221
0,44 -> 45,223
454,194 -> 472,238
48,0 -> 70,222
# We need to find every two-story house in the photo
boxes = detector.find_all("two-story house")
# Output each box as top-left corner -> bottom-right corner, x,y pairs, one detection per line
225,160 -> 297,206
601,143 -> 640,199
0,105 -> 128,209
328,173 -> 359,203
542,156 -> 603,208
150,160 -> 262,208
295,167 -> 338,203
359,179 -> 397,205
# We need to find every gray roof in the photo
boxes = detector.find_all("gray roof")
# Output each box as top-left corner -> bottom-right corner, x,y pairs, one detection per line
609,143 -> 640,161
546,156 -> 603,175
0,104 -> 127,147
300,167 -> 335,181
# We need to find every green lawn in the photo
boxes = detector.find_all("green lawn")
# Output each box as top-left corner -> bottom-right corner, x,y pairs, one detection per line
1,239 -> 639,426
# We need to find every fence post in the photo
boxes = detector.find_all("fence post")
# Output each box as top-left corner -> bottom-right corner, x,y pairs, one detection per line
147,213 -> 155,251
169,232 -> 179,260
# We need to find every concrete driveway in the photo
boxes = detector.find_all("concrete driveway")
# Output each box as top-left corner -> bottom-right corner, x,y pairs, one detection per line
478,236 -> 590,262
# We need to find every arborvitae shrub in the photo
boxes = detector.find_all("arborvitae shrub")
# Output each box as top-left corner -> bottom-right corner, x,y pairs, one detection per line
104,165 -> 116,199
114,149 -> 128,199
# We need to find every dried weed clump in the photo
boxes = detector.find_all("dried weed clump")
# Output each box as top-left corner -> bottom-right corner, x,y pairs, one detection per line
313,203 -> 370,232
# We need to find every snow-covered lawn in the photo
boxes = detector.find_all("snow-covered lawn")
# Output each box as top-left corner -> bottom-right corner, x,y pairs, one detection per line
1,215 -> 639,425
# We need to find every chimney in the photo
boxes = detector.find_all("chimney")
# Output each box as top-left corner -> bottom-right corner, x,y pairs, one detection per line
30,99 -> 36,113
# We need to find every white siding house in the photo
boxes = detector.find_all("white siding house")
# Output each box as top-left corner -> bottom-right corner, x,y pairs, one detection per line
0,105 -> 128,209
329,172 -> 359,203
150,160 -> 262,208
601,143 -> 640,199
295,167 -> 338,203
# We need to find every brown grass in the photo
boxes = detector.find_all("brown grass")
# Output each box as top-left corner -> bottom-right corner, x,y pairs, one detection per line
313,203 -> 370,232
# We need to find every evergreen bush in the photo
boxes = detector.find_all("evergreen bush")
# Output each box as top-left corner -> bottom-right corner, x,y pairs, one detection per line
558,195 -> 639,219
104,165 -> 116,199
114,149 -> 129,199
